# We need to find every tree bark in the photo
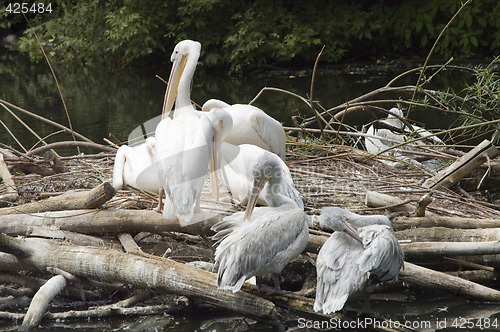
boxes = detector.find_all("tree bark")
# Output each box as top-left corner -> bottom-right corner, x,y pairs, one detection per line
396,227 -> 500,242
0,209 -> 221,237
400,262 -> 500,302
0,234 -> 279,323
391,215 -> 500,231
0,182 -> 116,216
422,139 -> 499,190
22,275 -> 67,331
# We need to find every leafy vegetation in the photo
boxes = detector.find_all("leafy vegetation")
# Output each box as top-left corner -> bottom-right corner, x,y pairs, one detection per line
2,0 -> 499,72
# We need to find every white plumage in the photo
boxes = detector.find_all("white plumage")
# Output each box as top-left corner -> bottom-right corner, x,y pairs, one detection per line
365,107 -> 444,166
218,142 -> 303,208
112,138 -> 159,193
203,99 -> 287,160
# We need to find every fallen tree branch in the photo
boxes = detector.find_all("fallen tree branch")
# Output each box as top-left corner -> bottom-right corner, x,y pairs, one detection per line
391,215 -> 500,231
400,262 -> 500,302
0,234 -> 280,324
21,274 -> 67,331
0,182 -> 116,216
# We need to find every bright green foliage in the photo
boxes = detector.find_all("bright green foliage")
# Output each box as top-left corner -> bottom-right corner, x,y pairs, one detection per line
7,0 -> 500,72
435,56 -> 500,143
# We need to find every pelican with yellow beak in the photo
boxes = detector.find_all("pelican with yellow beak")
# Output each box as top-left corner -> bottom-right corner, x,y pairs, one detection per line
153,40 -> 227,224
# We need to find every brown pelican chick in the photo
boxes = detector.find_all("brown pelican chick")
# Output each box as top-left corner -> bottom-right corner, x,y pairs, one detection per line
211,153 -> 308,293
314,207 -> 404,314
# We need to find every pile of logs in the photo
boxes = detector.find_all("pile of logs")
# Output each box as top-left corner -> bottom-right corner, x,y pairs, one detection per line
0,139 -> 499,331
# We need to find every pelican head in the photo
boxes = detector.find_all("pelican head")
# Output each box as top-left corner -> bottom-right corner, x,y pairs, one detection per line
318,207 -> 363,244
382,107 -> 405,129
244,154 -> 285,220
163,40 -> 202,118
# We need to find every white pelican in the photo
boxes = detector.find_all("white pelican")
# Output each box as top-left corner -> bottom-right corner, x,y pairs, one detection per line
153,40 -> 231,224
217,142 -> 303,208
202,99 -> 287,159
112,138 -> 164,211
162,40 -> 287,162
365,107 -> 444,166
211,153 -> 308,293
314,207 -> 404,314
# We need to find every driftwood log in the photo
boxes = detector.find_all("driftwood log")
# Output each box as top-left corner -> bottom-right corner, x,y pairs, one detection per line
0,182 -> 116,216
422,139 -> 499,190
391,215 -> 500,231
400,262 -> 500,302
0,234 -> 280,324
0,209 -> 221,237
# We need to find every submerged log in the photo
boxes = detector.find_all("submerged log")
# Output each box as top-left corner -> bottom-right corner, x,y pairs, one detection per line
0,182 -> 116,216
400,262 -> 500,302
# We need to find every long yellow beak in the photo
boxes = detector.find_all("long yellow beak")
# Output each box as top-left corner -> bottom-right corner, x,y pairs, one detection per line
162,54 -> 188,118
209,130 -> 220,201
244,175 -> 268,220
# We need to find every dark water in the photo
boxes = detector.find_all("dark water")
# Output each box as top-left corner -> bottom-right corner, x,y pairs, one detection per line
0,51 -> 479,154
2,52 -> 499,331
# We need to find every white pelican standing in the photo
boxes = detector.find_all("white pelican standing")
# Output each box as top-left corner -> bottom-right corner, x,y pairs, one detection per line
314,207 -> 404,314
202,99 -> 287,159
153,40 -> 223,223
211,153 -> 308,293
217,142 -> 303,208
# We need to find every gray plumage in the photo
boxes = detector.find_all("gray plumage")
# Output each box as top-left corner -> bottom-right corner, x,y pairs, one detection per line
212,153 -> 308,293
314,207 -> 404,314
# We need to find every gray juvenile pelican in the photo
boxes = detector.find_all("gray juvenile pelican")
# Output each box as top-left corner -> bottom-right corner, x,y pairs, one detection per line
202,99 -> 286,159
211,153 -> 308,293
314,207 -> 404,314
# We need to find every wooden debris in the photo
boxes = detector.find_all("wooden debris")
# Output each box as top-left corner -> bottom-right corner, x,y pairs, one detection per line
422,139 -> 499,190
22,274 -> 67,330
391,215 -> 500,231
0,209 -> 221,237
0,153 -> 18,207
0,182 -> 115,216
414,193 -> 433,217
401,241 -> 500,256
400,262 -> 500,302
0,234 -> 280,323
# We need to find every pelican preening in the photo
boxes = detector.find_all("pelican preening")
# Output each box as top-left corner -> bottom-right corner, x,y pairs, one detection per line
212,152 -> 308,293
314,207 -> 404,314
